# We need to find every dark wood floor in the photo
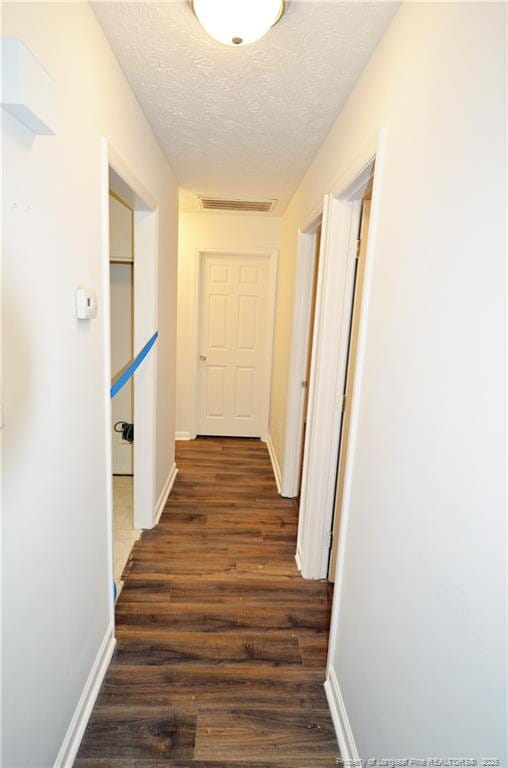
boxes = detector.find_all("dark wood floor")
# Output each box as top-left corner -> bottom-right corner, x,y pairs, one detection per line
76,437 -> 339,767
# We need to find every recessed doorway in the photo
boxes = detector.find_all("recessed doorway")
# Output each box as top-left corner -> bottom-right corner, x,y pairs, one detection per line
294,141 -> 383,581
101,141 -> 160,614
328,190 -> 372,581
108,191 -> 139,594
195,250 -> 277,439
281,214 -> 323,503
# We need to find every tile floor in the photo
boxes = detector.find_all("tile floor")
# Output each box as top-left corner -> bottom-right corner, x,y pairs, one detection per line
112,475 -> 140,595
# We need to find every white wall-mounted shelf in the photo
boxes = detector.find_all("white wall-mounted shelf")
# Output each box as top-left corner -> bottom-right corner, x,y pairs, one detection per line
1,37 -> 55,134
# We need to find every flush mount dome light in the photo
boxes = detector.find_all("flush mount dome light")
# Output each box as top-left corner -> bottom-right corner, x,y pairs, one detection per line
191,0 -> 286,46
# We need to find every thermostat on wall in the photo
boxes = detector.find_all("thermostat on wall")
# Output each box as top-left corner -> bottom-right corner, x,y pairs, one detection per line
76,288 -> 97,320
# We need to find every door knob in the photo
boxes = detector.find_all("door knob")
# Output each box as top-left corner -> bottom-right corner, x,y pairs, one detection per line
200,355 -> 207,361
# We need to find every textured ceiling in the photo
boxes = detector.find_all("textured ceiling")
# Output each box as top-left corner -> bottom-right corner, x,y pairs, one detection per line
93,1 -> 398,214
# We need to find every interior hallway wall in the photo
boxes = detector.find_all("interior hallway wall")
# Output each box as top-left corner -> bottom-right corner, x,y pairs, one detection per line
110,262 -> 133,474
269,2 -> 505,761
176,211 -> 281,438
2,3 -> 179,766
109,195 -> 133,475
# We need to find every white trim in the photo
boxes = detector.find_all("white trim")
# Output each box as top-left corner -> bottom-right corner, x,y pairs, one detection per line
108,146 -> 157,212
297,194 -> 361,579
132,208 -> 159,531
326,129 -> 388,661
101,138 -> 160,540
321,134 -> 386,768
193,247 -> 278,439
100,139 -> 115,628
281,208 -> 323,498
295,550 -> 302,572
54,625 -> 116,768
324,666 -> 360,764
100,138 -> 160,638
175,431 -> 193,441
265,434 -> 282,494
154,463 -> 178,524
297,132 -> 386,581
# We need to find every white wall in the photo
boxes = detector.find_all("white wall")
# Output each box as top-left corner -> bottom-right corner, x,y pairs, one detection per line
109,195 -> 133,475
110,262 -> 133,475
2,4 -> 178,766
109,193 -> 132,263
270,2 -> 505,762
176,211 -> 281,438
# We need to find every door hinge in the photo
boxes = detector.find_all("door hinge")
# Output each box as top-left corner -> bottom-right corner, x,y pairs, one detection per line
301,380 -> 308,389
340,394 -> 346,413
355,238 -> 361,260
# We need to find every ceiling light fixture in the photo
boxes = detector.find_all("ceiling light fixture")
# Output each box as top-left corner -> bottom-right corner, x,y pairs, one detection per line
191,0 -> 287,47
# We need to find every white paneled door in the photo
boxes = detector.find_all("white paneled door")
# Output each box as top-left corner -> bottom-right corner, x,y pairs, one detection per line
197,253 -> 271,437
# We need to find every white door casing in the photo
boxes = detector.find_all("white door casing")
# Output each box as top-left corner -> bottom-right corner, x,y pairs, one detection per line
105,145 -> 159,533
296,135 -> 384,581
110,261 -> 133,475
281,205 -> 324,499
197,252 -> 274,438
100,140 -> 160,636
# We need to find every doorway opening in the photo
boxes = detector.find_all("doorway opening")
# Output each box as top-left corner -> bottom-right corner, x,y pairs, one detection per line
109,190 -> 139,595
328,188 -> 372,581
281,214 -> 323,503
102,142 -> 159,616
194,249 -> 278,440
299,223 -> 321,494
294,143 -> 382,581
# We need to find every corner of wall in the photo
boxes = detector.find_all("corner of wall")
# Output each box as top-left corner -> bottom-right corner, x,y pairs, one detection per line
265,434 -> 282,494
324,667 -> 360,765
54,626 -> 116,768
154,462 -> 178,525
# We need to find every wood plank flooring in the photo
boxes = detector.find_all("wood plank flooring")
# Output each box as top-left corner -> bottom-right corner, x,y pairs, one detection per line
76,438 -> 339,767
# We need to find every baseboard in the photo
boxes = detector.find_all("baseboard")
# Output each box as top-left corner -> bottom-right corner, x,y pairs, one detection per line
324,666 -> 360,764
265,434 -> 282,495
295,549 -> 302,572
175,431 -> 193,441
54,625 -> 116,768
154,462 -> 178,524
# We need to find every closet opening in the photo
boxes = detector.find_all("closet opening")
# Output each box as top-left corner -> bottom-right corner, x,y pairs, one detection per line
102,144 -> 159,619
281,212 -> 323,506
109,190 -> 139,597
294,150 -> 380,581
328,186 -> 372,581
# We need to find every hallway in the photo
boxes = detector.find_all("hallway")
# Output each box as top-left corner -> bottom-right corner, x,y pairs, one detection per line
76,438 -> 339,766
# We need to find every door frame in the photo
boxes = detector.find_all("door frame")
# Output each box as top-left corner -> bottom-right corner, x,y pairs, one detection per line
281,204 -> 323,498
328,195 -> 372,583
190,247 -> 278,441
109,192 -> 134,476
100,139 -> 159,620
296,131 -> 386,579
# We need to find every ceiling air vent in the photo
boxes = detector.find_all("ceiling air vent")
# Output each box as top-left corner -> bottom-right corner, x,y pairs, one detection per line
199,196 -> 275,214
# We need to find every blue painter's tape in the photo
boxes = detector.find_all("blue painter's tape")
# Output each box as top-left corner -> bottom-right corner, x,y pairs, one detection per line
110,331 -> 158,399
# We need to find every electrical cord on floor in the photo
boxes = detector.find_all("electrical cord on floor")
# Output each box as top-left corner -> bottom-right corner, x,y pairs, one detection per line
114,421 -> 134,444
